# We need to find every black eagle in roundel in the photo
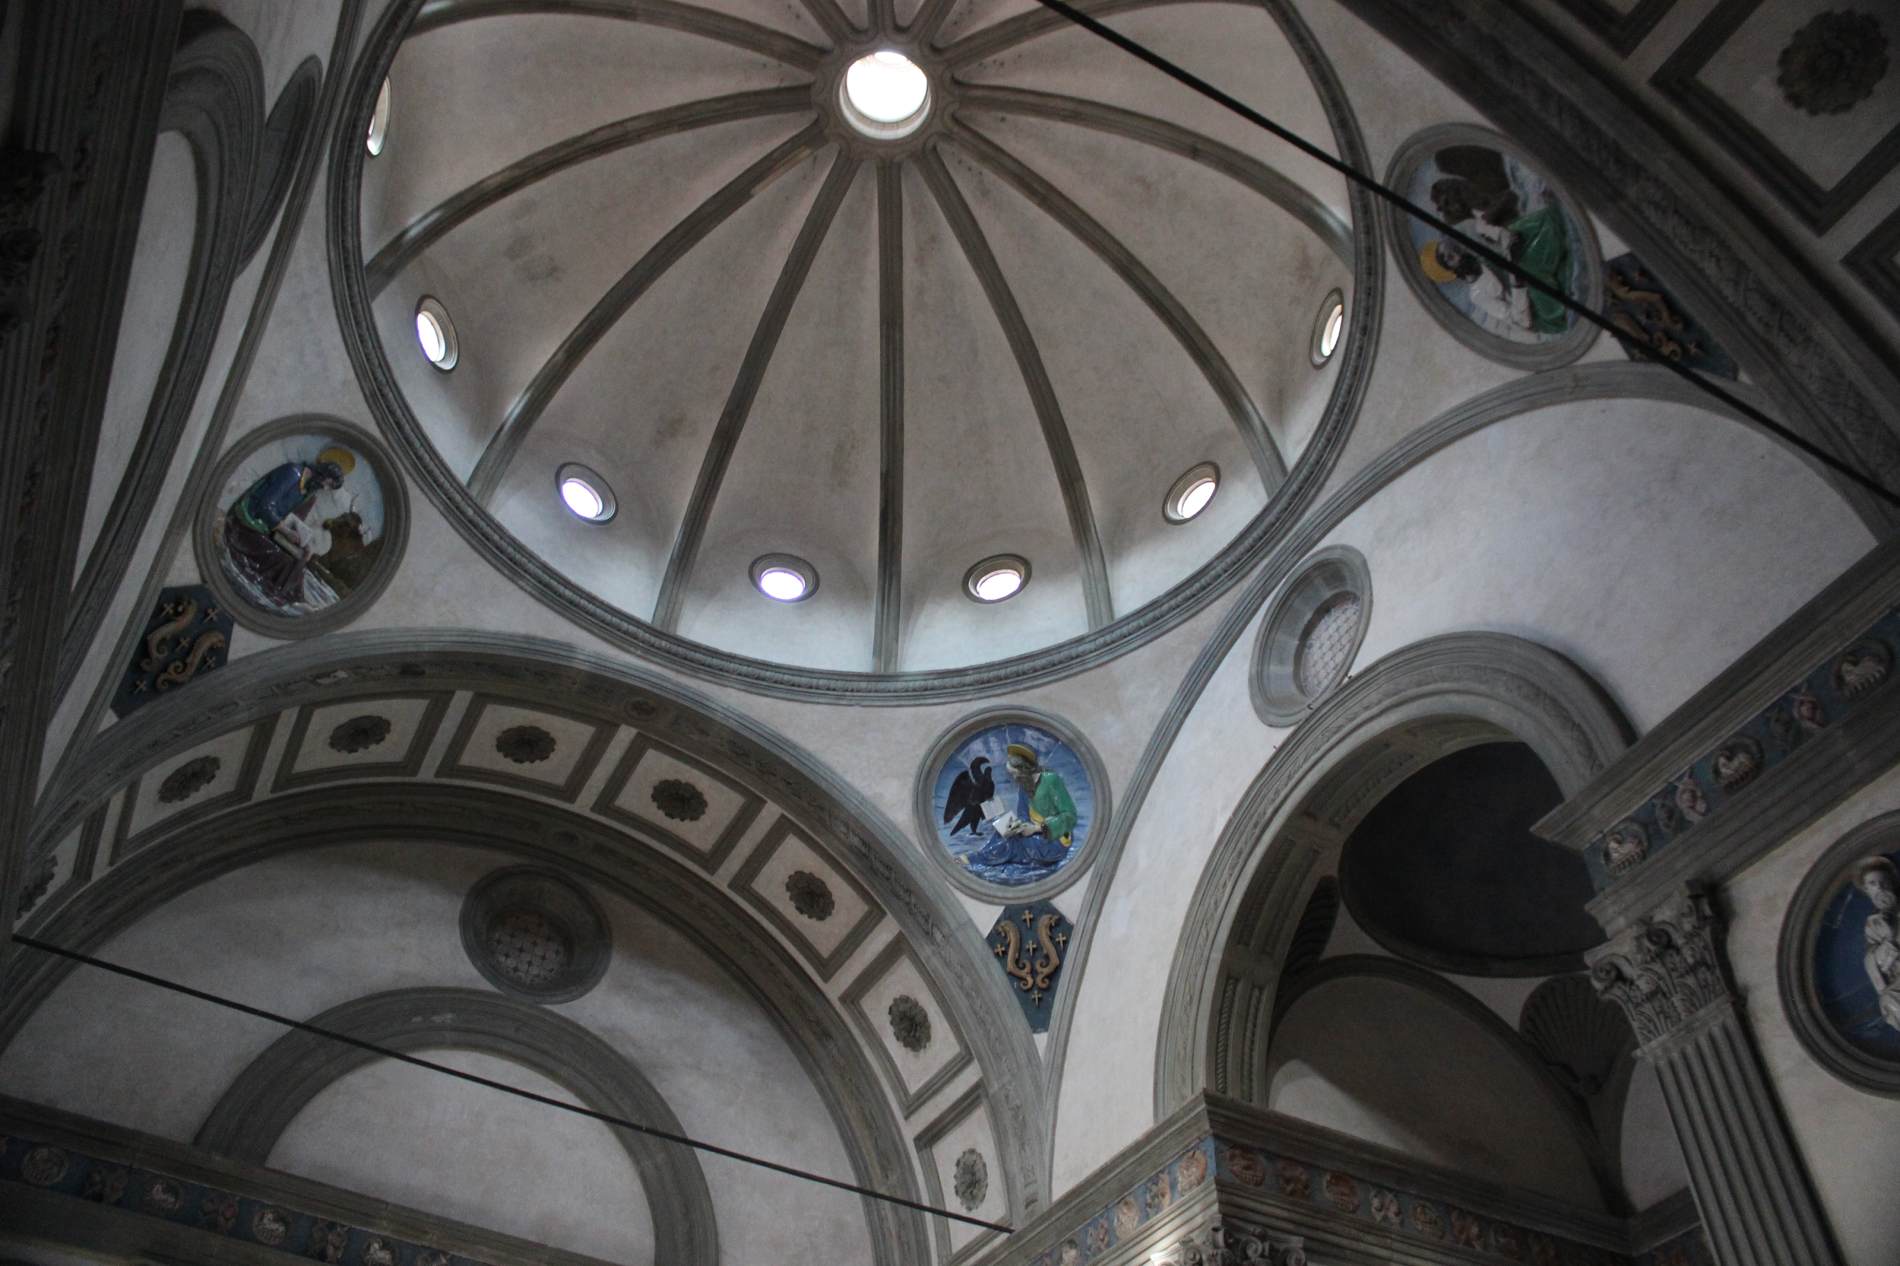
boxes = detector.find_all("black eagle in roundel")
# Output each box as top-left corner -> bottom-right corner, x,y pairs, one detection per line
942,756 -> 995,838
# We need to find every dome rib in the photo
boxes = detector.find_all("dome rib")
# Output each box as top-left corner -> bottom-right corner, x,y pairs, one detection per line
412,0 -> 829,69
941,0 -> 1250,64
873,160 -> 905,672
908,0 -> 958,47
917,146 -> 1113,631
365,86 -> 815,295
795,0 -> 860,45
960,85 -> 1351,264
950,121 -> 1286,488
651,150 -> 862,632
467,121 -> 828,506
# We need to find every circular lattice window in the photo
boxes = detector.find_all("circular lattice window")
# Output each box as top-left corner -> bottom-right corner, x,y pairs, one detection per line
460,867 -> 610,1003
1252,546 -> 1372,727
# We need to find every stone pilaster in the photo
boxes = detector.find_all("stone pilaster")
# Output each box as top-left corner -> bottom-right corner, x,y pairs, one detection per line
1588,890 -> 1841,1266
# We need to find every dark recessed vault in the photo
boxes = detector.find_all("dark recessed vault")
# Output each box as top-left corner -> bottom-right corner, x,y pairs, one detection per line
1338,741 -> 1599,976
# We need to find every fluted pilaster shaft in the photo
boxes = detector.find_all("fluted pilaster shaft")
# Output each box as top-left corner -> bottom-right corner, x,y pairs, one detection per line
1589,891 -> 1840,1266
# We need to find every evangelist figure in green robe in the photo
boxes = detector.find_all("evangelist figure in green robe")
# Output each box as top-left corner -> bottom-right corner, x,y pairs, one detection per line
963,743 -> 1076,869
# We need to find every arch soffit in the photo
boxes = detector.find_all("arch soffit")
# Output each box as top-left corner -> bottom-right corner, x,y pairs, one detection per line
59,13 -> 267,695
17,630 -> 1048,1232
1150,631 -> 1632,1115
195,986 -> 718,1266
1268,954 -> 1614,1202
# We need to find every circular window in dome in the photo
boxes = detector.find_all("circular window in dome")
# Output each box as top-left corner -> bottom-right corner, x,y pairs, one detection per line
840,51 -> 931,140
751,553 -> 818,602
366,77 -> 391,157
414,296 -> 458,371
1165,462 -> 1220,523
556,462 -> 615,523
460,866 -> 611,1003
1252,545 -> 1372,726
1312,290 -> 1345,365
965,555 -> 1030,604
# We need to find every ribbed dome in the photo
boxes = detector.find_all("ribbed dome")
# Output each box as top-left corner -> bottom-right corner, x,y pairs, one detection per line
354,0 -> 1359,675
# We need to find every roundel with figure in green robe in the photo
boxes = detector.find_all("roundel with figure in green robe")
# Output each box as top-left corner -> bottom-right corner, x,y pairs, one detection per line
1385,124 -> 1602,369
925,717 -> 1100,895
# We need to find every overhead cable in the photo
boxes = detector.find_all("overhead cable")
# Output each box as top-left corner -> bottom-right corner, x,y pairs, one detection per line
1024,0 -> 1900,513
9,934 -> 1015,1235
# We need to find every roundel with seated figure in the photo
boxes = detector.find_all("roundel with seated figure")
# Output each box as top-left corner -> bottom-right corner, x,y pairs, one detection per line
918,711 -> 1106,900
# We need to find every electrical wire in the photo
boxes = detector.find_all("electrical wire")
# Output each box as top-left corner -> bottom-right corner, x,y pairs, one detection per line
1023,0 -> 1900,513
9,933 -> 1015,1235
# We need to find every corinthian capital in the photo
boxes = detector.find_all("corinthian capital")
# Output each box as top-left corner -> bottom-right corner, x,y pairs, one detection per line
1587,889 -> 1729,1050
1157,1222 -> 1307,1266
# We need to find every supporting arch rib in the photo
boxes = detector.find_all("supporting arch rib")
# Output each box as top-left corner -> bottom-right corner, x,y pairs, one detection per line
467,123 -> 827,506
365,87 -> 815,295
917,147 -> 1113,630
957,85 -> 1352,264
413,0 -> 828,68
950,121 -> 1286,489
651,152 -> 862,631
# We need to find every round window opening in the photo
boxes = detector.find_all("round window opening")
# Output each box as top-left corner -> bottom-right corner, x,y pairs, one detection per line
1252,546 -> 1372,727
414,297 -> 458,371
459,867 -> 610,1004
556,463 -> 615,523
1165,462 -> 1220,523
1312,290 -> 1345,366
966,555 -> 1029,603
365,77 -> 391,156
840,50 -> 932,140
751,553 -> 818,602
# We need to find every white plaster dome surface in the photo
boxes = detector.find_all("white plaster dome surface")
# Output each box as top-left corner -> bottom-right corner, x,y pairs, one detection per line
356,0 -> 1356,675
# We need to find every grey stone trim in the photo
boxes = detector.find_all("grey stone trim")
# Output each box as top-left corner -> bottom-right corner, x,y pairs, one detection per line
458,866 -> 613,1004
731,814 -> 887,980
435,690 -> 614,802
364,86 -> 814,295
649,151 -> 860,633
1381,123 -> 1604,372
13,805 -> 106,939
589,732 -> 764,872
873,159 -> 905,673
949,121 -> 1285,490
917,146 -> 1114,631
1627,1186 -> 1701,1254
1248,544 -> 1371,728
1271,955 -> 1620,1209
191,986 -> 714,1266
995,1094 -> 1641,1266
108,712 -> 278,867
269,690 -> 454,792
56,13 -> 265,693
1650,0 -> 1900,234
840,935 -> 975,1116
21,628 -> 1050,1225
189,415 -> 411,640
1549,0 -> 1680,56
1334,0 -> 1900,533
2,782 -> 928,1266
409,0 -> 829,69
914,1081 -> 1003,1265
911,704 -> 1113,904
33,0 -> 368,867
1845,201 -> 1900,327
240,55 -> 322,265
0,1093 -> 627,1266
1153,633 -> 1631,1116
1589,890 -> 1844,1265
464,121 -> 829,508
325,0 -> 1379,703
1775,810 -> 1900,1097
